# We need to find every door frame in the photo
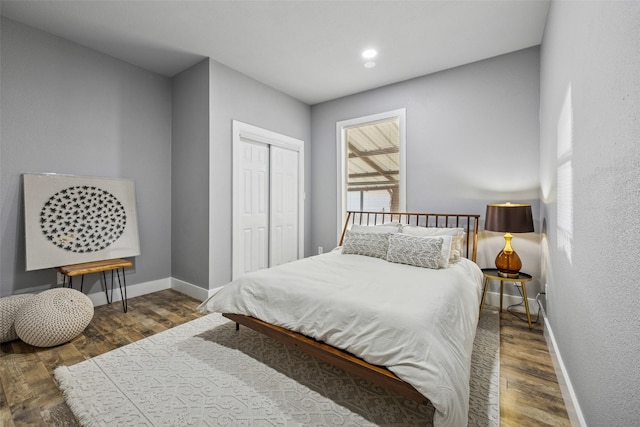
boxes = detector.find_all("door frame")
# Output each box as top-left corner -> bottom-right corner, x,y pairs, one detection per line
232,120 -> 305,279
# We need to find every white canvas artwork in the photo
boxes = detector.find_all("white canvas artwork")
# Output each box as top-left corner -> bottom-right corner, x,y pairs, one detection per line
23,173 -> 140,271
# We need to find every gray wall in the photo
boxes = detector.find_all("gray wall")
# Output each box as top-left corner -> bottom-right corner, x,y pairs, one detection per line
171,59 -> 211,288
310,47 -> 541,291
208,59 -> 311,288
0,19 -> 311,296
170,59 -> 311,291
540,1 -> 640,425
0,18 -> 172,296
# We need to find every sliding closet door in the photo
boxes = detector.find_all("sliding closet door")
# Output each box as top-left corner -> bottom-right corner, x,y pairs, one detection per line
232,120 -> 305,280
237,140 -> 269,275
270,146 -> 299,267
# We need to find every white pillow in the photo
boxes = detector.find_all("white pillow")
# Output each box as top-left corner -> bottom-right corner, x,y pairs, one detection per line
386,234 -> 443,269
436,235 -> 453,268
401,225 -> 465,237
401,226 -> 465,262
342,230 -> 390,259
350,223 -> 402,234
450,236 -> 463,261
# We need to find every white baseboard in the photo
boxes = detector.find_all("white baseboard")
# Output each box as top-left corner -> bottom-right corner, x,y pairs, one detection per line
12,278 -> 172,306
14,277 -> 221,305
11,284 -> 52,295
170,278 -> 218,302
483,290 -> 539,314
542,312 -> 587,427
87,277 -> 171,307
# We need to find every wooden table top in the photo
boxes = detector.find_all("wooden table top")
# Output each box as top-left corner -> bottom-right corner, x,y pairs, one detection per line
58,258 -> 132,277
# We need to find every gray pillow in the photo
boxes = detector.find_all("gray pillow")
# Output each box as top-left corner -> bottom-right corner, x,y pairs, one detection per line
386,233 -> 443,269
342,230 -> 390,259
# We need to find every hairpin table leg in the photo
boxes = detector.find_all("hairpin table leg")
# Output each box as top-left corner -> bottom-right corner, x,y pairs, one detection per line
115,267 -> 128,313
102,271 -> 112,304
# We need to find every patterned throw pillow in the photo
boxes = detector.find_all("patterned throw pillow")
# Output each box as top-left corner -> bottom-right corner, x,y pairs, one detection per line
386,233 -> 443,269
342,231 -> 391,259
401,226 -> 465,263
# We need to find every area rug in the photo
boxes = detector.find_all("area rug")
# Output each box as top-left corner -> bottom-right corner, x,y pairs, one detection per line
55,310 -> 499,426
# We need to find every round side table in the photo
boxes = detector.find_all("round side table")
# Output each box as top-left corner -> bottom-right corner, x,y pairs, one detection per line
480,268 -> 533,329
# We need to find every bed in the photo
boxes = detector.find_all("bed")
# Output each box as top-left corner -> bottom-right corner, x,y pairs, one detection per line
198,211 -> 482,427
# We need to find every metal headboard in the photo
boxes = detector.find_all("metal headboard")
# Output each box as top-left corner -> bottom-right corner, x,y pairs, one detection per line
339,211 -> 480,262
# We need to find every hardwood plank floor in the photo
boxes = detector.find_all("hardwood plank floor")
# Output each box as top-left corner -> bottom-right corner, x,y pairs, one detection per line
1,289 -> 571,426
500,308 -> 571,427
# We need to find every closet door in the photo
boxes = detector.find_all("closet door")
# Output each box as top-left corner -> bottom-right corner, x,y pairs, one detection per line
232,121 -> 304,280
237,140 -> 269,275
270,146 -> 299,267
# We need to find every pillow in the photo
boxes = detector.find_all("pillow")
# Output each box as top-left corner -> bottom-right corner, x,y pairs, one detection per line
401,226 -> 465,261
435,235 -> 453,268
450,236 -> 464,261
342,230 -> 391,259
400,225 -> 465,237
350,223 -> 402,234
390,234 -> 453,268
381,221 -> 403,228
386,233 -> 443,269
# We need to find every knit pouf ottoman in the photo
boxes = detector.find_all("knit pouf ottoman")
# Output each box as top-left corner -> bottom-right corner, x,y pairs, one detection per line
0,294 -> 35,343
15,288 -> 94,347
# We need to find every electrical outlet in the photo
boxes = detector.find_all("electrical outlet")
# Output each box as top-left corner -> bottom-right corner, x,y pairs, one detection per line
57,272 -> 65,285
318,246 -> 324,255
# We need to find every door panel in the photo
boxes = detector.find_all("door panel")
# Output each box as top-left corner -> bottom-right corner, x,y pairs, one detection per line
239,140 -> 269,274
270,146 -> 299,267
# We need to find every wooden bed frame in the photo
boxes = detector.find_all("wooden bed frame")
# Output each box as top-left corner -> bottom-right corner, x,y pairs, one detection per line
224,210 -> 480,403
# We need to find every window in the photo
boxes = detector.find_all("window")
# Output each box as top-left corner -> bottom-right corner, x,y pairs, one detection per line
346,118 -> 400,212
337,109 -> 406,234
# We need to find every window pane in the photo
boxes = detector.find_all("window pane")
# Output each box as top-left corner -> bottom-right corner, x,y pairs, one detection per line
362,190 -> 391,212
346,117 -> 400,212
347,191 -> 362,211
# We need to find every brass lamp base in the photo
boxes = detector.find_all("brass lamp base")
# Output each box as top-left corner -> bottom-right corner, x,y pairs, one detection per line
495,232 -> 522,278
497,270 -> 520,279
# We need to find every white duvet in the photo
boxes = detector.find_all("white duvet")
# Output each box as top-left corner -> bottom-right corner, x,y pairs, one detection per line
198,249 -> 483,427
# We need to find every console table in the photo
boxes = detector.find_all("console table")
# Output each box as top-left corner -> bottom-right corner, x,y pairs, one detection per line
58,258 -> 132,312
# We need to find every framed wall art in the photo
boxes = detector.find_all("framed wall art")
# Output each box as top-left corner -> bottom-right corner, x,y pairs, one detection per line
23,173 -> 140,271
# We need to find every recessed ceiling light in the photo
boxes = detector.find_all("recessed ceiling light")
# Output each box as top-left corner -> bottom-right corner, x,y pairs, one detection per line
362,49 -> 377,60
364,61 -> 376,69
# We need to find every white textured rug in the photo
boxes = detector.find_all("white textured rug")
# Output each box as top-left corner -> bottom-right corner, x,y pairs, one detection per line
55,311 -> 499,426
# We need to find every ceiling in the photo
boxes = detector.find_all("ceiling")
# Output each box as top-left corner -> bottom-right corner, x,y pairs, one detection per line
0,0 -> 550,105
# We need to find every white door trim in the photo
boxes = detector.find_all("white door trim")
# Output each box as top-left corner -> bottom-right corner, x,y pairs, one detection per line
232,120 -> 305,280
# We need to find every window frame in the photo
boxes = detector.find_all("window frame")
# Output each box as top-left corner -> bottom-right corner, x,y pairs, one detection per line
336,109 -> 406,241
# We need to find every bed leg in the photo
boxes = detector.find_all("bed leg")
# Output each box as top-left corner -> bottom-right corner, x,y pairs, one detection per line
235,322 -> 239,331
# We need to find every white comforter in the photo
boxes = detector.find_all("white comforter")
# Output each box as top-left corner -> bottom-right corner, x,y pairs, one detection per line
198,250 -> 483,427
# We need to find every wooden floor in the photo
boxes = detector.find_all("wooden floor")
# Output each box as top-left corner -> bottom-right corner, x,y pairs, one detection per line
1,289 -> 571,426
499,308 -> 571,427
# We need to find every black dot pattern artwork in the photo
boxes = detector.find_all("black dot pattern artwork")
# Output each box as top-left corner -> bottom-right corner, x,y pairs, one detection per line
39,186 -> 127,253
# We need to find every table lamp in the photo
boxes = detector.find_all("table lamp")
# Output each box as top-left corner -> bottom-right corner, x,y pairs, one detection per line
484,203 -> 534,278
